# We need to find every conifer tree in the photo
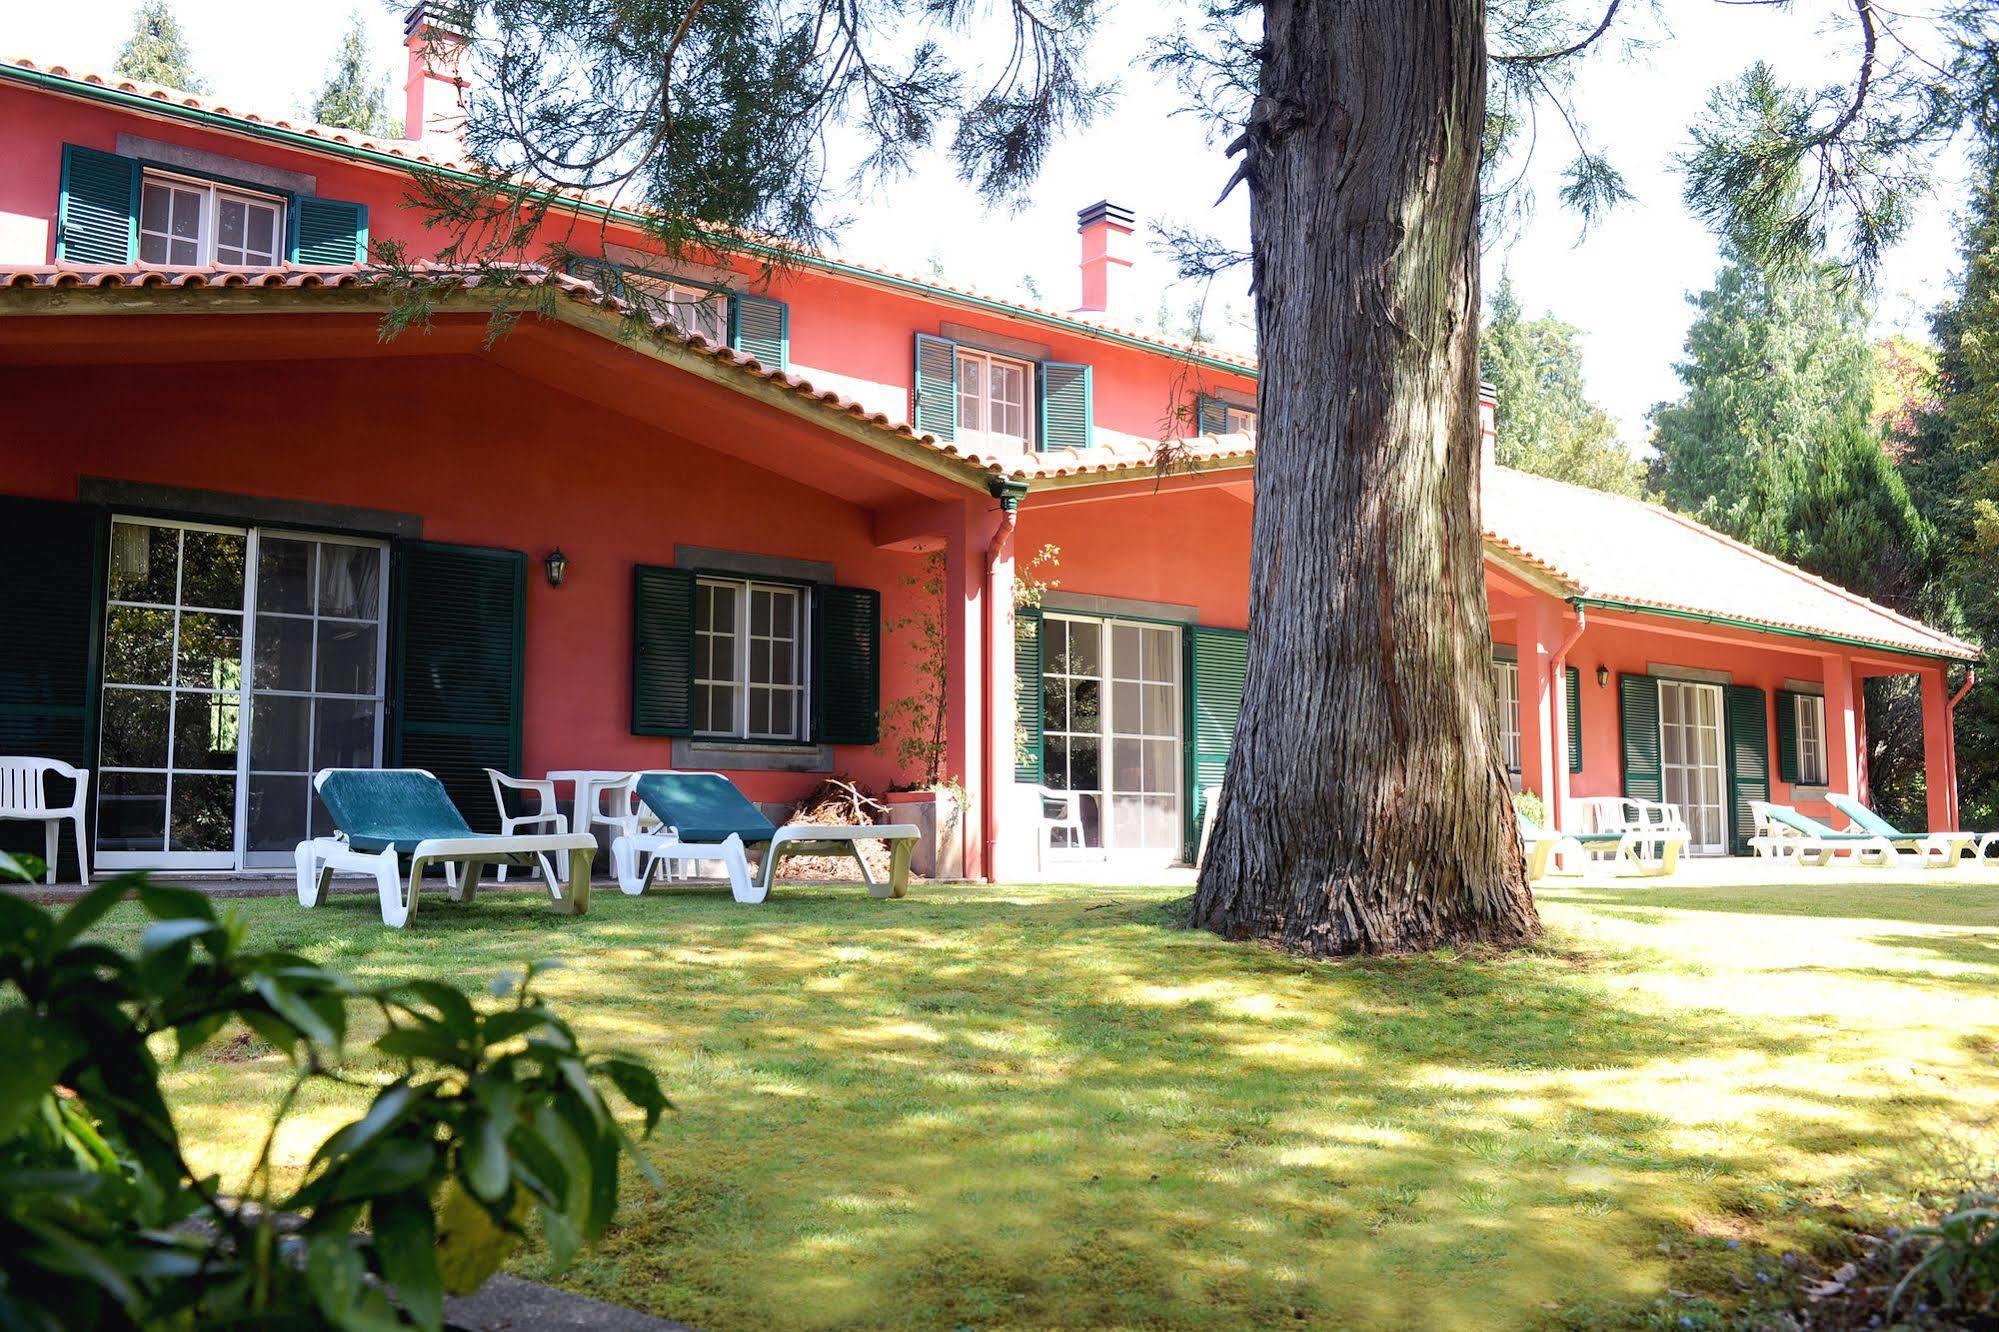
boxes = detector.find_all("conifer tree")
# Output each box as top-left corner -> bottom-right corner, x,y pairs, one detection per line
1480,276 -> 1644,497
311,13 -> 401,137
113,0 -> 203,92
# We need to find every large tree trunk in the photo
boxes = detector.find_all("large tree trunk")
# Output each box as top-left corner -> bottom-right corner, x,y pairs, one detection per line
1192,0 -> 1539,956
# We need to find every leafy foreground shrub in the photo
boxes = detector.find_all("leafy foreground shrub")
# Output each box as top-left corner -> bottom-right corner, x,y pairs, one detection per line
0,853 -> 669,1330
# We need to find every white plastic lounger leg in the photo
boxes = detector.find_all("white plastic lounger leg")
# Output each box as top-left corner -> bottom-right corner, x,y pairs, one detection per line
544,847 -> 592,915
852,842 -> 878,889
876,836 -> 914,899
378,848 -> 416,928
295,838 -> 334,908
720,835 -> 761,904
447,860 -> 487,903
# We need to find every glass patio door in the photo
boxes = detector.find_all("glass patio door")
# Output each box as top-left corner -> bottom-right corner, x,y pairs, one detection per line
95,519 -> 388,871
1041,614 -> 1183,864
1658,679 -> 1727,853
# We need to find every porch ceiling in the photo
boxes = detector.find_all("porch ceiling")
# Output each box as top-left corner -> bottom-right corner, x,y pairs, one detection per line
0,268 -> 980,510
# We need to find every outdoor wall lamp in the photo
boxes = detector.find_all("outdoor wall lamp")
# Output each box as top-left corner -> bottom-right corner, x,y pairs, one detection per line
544,548 -> 569,588
1596,665 -> 1610,688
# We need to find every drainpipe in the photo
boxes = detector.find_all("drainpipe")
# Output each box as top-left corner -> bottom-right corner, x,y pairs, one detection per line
984,479 -> 1029,882
1549,602 -> 1588,829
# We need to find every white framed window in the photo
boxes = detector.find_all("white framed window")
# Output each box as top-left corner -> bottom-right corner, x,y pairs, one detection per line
138,170 -> 284,268
957,347 -> 1033,448
1794,692 -> 1828,786
625,274 -> 730,345
695,578 -> 808,741
1493,658 -> 1521,772
1221,405 -> 1258,440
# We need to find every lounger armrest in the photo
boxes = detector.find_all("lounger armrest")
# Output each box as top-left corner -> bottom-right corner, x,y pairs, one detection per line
772,823 -> 920,843
409,833 -> 598,859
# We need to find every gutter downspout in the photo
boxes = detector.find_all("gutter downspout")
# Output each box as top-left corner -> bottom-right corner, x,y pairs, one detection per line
984,480 -> 1029,882
1548,602 -> 1588,830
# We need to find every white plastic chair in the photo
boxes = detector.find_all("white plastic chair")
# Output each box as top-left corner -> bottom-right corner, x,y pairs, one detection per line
1028,785 -> 1087,868
483,768 -> 569,883
596,770 -> 681,883
0,757 -> 90,885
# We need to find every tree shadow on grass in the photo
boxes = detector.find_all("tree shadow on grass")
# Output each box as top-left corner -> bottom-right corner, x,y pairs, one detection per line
137,885 -> 1992,1330
1540,879 -> 1998,929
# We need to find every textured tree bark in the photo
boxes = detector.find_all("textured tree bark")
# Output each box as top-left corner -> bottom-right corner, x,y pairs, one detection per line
1191,0 -> 1540,956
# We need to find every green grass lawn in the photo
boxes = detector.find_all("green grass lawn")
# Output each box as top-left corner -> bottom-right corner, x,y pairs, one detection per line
85,873 -> 1999,1330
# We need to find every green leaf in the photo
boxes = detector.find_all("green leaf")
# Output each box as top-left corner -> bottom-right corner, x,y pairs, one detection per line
171,1011 -> 230,1063
0,1012 -> 86,1137
479,1007 -> 552,1049
320,1133 -> 436,1207
459,1111 -> 510,1204
310,1082 -> 417,1170
139,917 -> 217,958
384,980 -> 478,1044
371,1189 -> 443,1332
306,1233 -> 371,1325
135,879 -> 216,922
593,1056 -> 672,1136
46,877 -> 137,953
0,848 -> 30,883
374,1025 -> 466,1067
252,972 -> 342,1051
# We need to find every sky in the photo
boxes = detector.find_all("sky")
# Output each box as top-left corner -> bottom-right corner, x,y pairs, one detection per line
13,0 -> 1973,447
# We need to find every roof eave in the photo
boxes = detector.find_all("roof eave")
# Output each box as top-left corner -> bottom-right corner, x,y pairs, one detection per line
1570,595 -> 1980,664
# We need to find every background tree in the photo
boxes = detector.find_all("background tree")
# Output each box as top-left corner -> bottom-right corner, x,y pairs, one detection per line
398,1 -> 1993,957
1908,41 -> 1999,825
312,12 -> 402,137
113,0 -> 203,92
1480,275 -> 1645,496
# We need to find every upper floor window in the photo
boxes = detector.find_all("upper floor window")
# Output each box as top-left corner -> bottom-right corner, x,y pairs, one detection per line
957,347 -> 1033,448
625,274 -> 729,345
1793,692 -> 1827,786
139,171 -> 283,267
1221,404 -> 1258,440
695,577 -> 809,742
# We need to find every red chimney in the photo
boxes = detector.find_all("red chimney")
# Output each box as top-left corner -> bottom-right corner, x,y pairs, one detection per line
1075,201 -> 1135,317
404,3 -> 471,147
1479,379 -> 1498,467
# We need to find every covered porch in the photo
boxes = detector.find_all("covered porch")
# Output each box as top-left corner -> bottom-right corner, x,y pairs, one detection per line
0,270 -> 1021,881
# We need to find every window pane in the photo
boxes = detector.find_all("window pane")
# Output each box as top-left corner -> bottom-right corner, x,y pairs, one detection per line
254,614 -> 314,691
103,606 -> 174,686
750,637 -> 771,686
138,232 -> 169,264
313,699 -> 378,770
140,183 -> 170,234
251,694 -> 311,770
218,196 -> 245,255
1141,684 -> 1175,735
258,538 -> 315,614
319,544 -> 382,618
109,522 -> 178,605
316,620 -> 378,695
1044,735 -> 1070,789
771,638 -> 794,685
769,691 -> 795,739
101,688 -> 170,768
168,773 -> 237,852
170,187 -> 201,240
171,237 -> 199,265
1069,621 -> 1101,677
97,771 -> 166,851
173,689 -> 239,770
175,612 -> 243,690
180,531 -> 247,610
1071,679 -> 1102,734
1070,735 -> 1101,792
1043,675 -> 1067,733
247,203 -> 277,260
247,774 -> 309,852
748,688 -> 771,737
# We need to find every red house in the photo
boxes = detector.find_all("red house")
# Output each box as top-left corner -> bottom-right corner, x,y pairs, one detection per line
0,10 -> 1976,883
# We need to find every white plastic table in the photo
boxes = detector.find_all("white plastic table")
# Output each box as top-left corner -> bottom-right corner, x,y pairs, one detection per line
544,769 -> 636,871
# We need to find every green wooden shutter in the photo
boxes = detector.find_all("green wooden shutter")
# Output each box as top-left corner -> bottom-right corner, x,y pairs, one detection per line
568,257 -> 627,297
1036,362 -> 1092,451
1774,688 -> 1800,784
1195,394 -> 1229,435
814,584 -> 880,746
1565,665 -> 1582,774
1618,674 -> 1662,803
289,196 -> 369,265
632,565 -> 696,737
913,333 -> 958,441
0,497 -> 105,880
1015,609 -> 1044,782
729,293 -> 789,369
1725,684 -> 1769,856
57,144 -> 138,264
1186,626 -> 1249,859
390,541 -> 526,833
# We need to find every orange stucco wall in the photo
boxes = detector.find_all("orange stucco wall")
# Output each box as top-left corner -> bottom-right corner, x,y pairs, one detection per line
1,353 -> 937,806
1,82 -> 1257,450
1016,488 -> 1254,629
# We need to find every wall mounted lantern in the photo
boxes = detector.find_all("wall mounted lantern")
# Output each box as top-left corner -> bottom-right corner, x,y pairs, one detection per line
1596,665 -> 1610,689
544,548 -> 569,588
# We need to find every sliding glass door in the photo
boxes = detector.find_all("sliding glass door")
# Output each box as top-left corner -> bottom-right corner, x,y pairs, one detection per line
1658,679 -> 1727,853
95,518 -> 388,872
1042,613 -> 1183,865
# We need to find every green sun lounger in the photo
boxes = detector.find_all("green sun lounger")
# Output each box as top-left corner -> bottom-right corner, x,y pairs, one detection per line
296,768 -> 597,927
1826,793 -> 1979,869
611,771 -> 919,903
1750,801 -> 1894,867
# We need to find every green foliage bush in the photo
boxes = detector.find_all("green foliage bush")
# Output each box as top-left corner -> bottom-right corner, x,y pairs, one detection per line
0,851 -> 668,1330
1512,790 -> 1547,829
